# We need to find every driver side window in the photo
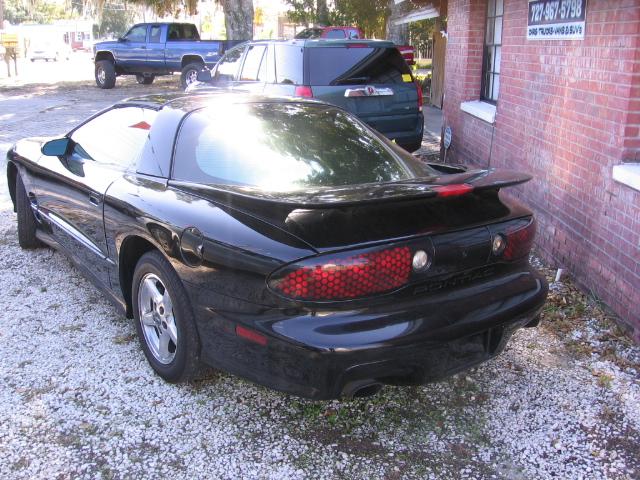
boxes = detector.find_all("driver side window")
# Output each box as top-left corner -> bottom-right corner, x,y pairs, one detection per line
214,46 -> 245,81
70,107 -> 158,169
125,25 -> 147,42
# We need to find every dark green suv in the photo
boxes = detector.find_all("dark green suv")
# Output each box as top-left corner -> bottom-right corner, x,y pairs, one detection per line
190,39 -> 424,152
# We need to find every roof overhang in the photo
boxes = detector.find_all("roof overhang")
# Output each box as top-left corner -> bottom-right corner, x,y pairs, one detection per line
393,5 -> 440,25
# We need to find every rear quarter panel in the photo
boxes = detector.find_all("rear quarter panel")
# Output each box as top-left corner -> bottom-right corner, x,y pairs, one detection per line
103,175 -> 316,308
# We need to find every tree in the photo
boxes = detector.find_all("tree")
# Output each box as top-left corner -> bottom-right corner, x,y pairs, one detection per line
93,3 -> 135,38
219,0 -> 253,39
385,0 -> 408,44
125,0 -> 253,39
285,0 -> 389,38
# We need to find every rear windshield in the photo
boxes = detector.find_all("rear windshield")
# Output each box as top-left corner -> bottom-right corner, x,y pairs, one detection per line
295,28 -> 323,39
308,46 -> 411,85
172,103 -> 433,191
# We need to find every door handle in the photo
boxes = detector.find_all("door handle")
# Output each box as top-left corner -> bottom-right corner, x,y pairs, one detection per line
89,194 -> 101,206
141,46 -> 147,49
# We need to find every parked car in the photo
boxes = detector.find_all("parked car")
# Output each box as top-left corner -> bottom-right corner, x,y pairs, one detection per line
295,26 -> 415,65
190,39 -> 424,152
29,42 -> 71,62
295,26 -> 364,39
92,22 -> 245,89
6,93 -> 547,400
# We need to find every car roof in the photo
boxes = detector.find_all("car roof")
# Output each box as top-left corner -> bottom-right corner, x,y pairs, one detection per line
117,92 -> 329,113
245,38 -> 395,48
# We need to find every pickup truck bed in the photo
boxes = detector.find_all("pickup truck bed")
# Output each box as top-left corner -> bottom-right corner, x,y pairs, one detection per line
93,23 -> 246,89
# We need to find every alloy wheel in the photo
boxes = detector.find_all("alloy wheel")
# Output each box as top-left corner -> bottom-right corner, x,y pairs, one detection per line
137,273 -> 178,364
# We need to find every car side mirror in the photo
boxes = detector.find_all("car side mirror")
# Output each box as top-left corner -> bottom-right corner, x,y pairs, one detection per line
41,138 -> 70,157
197,68 -> 212,83
117,37 -> 127,43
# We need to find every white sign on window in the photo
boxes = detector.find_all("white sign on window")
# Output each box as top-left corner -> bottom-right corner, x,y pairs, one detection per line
527,0 -> 587,40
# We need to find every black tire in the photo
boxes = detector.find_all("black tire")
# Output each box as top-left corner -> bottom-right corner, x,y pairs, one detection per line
15,174 -> 42,249
132,251 -> 201,383
136,74 -> 155,85
400,141 -> 423,153
95,60 -> 116,89
180,62 -> 203,90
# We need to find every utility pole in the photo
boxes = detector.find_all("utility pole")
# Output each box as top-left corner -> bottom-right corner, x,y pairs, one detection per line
0,0 -> 5,30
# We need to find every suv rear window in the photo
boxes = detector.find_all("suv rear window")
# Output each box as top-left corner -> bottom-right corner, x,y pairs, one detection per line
308,47 -> 411,85
172,103 -> 431,191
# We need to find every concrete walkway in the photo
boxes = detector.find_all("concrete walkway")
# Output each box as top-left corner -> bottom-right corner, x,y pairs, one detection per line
415,105 -> 443,160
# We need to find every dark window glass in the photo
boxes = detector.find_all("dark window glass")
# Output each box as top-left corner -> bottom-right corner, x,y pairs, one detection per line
240,45 -> 267,81
124,25 -> 147,42
149,25 -> 162,43
168,24 -> 199,41
274,45 -> 303,84
214,45 -> 245,81
325,29 -> 346,39
173,103 -> 433,191
308,47 -> 411,85
482,0 -> 503,103
70,107 -> 157,169
295,28 -> 323,39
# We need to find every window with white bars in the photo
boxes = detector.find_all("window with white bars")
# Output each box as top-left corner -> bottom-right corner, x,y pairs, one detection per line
482,0 -> 503,103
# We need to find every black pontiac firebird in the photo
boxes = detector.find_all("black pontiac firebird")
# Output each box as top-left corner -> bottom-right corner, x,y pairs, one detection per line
6,93 -> 547,399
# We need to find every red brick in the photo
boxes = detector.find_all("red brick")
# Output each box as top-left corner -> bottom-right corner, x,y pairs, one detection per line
444,0 -> 640,334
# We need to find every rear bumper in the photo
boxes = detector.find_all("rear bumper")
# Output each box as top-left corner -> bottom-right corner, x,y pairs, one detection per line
189,265 -> 547,400
362,111 -> 424,151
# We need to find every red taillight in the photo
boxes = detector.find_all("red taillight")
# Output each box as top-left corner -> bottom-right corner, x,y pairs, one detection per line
432,183 -> 473,197
270,247 -> 412,301
294,85 -> 313,98
503,219 -> 536,260
415,81 -> 423,112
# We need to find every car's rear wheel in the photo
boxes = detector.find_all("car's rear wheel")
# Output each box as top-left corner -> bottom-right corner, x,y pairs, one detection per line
180,62 -> 203,90
15,173 -> 42,249
136,74 -> 155,85
95,60 -> 116,89
132,251 -> 201,383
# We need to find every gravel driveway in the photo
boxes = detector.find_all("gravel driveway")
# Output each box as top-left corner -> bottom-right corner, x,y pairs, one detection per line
1,79 -> 639,479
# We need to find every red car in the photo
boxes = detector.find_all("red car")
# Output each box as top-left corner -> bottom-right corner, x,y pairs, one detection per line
295,26 -> 415,65
295,26 -> 365,40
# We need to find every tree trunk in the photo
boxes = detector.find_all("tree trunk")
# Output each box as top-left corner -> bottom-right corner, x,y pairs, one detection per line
221,0 -> 254,40
316,0 -> 329,26
385,0 -> 408,44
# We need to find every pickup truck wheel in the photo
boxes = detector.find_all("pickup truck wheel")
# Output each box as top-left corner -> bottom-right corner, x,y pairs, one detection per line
181,62 -> 203,90
136,74 -> 155,85
95,60 -> 116,89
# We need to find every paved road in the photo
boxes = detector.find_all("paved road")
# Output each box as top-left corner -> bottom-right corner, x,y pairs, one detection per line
0,79 -> 638,479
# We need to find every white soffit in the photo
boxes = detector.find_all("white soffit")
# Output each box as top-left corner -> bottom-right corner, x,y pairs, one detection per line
393,5 -> 439,25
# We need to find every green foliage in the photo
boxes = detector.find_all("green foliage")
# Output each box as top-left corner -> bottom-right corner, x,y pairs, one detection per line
285,0 -> 389,38
93,4 -> 136,38
126,0 -> 198,17
4,0 -> 69,25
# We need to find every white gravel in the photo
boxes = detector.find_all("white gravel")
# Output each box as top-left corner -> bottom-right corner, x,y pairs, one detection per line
0,80 -> 639,479
0,207 -> 638,479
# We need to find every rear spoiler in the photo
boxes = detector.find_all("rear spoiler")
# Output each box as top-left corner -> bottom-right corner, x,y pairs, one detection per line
169,168 -> 531,209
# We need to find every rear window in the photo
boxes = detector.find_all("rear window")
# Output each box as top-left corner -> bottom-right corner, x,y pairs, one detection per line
308,47 -> 411,85
172,103 -> 431,191
274,45 -> 303,84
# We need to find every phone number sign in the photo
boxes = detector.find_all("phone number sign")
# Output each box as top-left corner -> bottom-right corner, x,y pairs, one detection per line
527,0 -> 587,40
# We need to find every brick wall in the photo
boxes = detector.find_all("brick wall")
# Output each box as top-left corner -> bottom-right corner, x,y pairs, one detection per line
443,0 -> 640,337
